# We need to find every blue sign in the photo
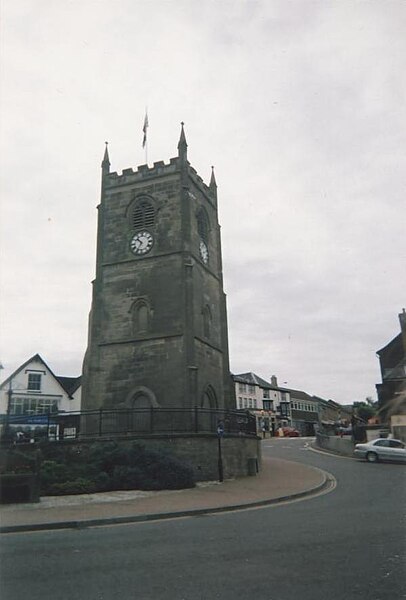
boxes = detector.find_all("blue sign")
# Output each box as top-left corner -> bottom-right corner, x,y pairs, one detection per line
8,415 -> 56,425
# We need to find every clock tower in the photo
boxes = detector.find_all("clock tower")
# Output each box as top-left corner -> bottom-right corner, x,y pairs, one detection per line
81,125 -> 233,416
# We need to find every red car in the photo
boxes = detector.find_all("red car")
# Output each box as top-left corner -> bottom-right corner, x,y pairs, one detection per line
281,427 -> 300,437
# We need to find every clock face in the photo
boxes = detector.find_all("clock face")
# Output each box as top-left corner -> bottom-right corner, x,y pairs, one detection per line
130,231 -> 154,255
199,240 -> 209,264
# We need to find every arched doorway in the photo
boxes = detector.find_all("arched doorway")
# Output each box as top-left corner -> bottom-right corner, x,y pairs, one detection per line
200,385 -> 218,433
126,387 -> 158,433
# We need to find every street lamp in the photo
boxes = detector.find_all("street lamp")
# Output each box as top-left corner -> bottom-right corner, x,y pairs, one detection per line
0,364 -> 12,440
5,380 -> 13,439
217,420 -> 224,483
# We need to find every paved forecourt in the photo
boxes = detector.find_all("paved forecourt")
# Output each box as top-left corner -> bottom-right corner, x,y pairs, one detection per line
0,455 -> 331,533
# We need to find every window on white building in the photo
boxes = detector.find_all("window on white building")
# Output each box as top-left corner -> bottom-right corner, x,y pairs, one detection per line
27,373 -> 42,391
10,396 -> 58,416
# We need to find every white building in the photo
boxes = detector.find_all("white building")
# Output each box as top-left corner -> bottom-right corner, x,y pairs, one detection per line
232,372 -> 292,434
0,354 -> 81,439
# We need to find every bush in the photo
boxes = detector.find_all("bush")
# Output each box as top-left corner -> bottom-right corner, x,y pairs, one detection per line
45,478 -> 98,496
0,449 -> 38,475
38,441 -> 195,495
40,460 -> 70,485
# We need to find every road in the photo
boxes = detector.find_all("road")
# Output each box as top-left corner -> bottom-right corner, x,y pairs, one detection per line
1,438 -> 405,600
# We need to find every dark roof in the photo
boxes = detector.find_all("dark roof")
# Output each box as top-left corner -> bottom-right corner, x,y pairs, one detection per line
233,372 -> 276,390
285,388 -> 315,402
56,376 -> 82,396
232,373 -> 346,407
377,332 -> 402,356
312,395 -> 332,406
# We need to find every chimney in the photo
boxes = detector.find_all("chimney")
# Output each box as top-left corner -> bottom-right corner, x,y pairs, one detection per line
271,375 -> 278,387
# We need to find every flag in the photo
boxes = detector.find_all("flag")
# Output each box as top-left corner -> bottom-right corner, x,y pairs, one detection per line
142,111 -> 149,148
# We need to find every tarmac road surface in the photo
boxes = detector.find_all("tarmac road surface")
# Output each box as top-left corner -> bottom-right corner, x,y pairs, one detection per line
0,437 -> 405,600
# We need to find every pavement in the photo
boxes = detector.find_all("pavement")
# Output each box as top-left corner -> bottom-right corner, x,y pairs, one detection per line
0,456 -> 333,534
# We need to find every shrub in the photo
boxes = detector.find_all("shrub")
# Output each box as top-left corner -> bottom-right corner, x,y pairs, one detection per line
0,449 -> 38,475
40,460 -> 70,485
37,440 -> 195,495
45,478 -> 98,496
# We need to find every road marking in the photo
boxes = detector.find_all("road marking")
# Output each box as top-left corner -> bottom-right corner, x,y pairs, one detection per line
309,445 -> 356,460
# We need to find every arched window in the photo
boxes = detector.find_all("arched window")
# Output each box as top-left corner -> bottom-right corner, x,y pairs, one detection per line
197,208 -> 209,243
201,385 -> 218,409
132,199 -> 155,230
138,304 -> 149,332
131,299 -> 151,334
132,393 -> 152,409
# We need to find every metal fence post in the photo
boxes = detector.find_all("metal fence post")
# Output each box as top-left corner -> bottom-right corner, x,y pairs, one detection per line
150,406 -> 154,434
194,406 -> 199,433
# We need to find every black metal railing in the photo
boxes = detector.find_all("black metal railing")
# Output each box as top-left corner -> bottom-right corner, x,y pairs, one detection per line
80,407 -> 257,438
1,407 -> 257,443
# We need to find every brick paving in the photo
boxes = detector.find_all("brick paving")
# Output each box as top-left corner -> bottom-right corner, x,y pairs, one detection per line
0,457 -> 328,533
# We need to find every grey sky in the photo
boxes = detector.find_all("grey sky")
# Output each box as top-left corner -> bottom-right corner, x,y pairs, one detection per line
1,0 -> 405,403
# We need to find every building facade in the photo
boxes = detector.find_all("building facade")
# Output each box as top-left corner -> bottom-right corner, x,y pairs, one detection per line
315,396 -> 352,430
0,354 -> 81,439
82,126 -> 233,415
233,373 -> 355,436
376,309 -> 406,439
233,373 -> 292,434
288,389 -> 319,436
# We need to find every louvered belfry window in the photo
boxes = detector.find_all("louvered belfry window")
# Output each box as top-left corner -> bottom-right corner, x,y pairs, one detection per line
132,199 -> 155,229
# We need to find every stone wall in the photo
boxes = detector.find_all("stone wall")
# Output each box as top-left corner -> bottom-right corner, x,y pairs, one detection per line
315,433 -> 354,457
55,434 -> 262,482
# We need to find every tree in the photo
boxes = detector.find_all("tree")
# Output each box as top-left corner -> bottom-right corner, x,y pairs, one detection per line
353,401 -> 376,422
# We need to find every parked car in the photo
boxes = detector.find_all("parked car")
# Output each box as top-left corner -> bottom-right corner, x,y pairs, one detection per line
354,438 -> 406,463
281,427 -> 300,437
336,426 -> 353,436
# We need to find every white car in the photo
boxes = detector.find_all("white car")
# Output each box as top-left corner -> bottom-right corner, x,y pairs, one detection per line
354,438 -> 406,463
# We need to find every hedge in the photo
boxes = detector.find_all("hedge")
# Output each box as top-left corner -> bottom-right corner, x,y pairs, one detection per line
37,441 -> 195,495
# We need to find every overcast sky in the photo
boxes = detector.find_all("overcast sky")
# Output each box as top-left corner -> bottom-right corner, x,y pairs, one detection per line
0,0 -> 405,404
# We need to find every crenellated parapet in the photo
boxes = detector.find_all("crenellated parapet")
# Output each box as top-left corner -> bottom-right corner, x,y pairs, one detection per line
106,157 -> 179,188
105,157 -> 214,201
101,123 -> 216,202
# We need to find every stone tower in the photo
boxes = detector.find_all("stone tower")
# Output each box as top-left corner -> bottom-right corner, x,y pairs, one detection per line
81,125 -> 233,414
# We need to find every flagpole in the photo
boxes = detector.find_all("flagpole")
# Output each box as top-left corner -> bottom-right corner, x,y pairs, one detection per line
142,108 -> 149,165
